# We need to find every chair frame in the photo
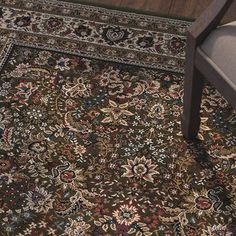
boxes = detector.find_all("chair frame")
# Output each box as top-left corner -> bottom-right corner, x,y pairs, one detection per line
181,0 -> 236,139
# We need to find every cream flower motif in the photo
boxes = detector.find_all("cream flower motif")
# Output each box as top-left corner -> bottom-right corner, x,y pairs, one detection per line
55,57 -> 70,71
64,219 -> 90,236
74,144 -> 86,156
52,162 -> 85,190
198,117 -> 211,140
101,100 -> 134,126
0,107 -> 12,129
25,186 -> 54,213
148,103 -> 165,119
112,204 -> 140,226
183,189 -> 215,217
122,156 -> 159,182
10,63 -> 30,78
15,82 -> 38,99
205,224 -> 233,236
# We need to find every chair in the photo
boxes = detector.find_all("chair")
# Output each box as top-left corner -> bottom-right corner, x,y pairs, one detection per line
181,0 -> 236,139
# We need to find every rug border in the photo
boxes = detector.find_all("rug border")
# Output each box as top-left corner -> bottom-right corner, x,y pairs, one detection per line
0,0 -> 190,74
0,40 -> 185,76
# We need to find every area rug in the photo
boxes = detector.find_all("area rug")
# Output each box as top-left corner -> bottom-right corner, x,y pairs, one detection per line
0,0 -> 235,235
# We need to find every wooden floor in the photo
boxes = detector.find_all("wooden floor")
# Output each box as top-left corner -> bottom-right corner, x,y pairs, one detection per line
81,0 -> 236,23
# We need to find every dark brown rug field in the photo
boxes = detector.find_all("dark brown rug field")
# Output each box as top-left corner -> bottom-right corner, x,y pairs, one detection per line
0,0 -> 235,235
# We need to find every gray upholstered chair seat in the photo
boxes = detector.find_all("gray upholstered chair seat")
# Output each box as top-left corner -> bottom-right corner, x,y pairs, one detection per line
182,0 -> 236,139
199,21 -> 236,89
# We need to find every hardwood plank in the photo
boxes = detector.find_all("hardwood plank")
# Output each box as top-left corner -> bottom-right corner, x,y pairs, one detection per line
120,0 -> 172,14
78,0 -> 123,7
170,0 -> 235,23
223,0 -> 236,23
79,0 -> 172,15
169,0 -> 212,18
78,0 -> 235,23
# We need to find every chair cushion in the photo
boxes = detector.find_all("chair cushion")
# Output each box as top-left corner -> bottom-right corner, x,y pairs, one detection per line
200,21 -> 236,87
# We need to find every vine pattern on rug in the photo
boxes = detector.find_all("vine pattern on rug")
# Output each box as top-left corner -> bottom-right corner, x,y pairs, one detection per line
0,46 -> 235,236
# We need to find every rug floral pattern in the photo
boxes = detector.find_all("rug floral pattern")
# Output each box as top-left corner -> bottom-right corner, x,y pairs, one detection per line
0,1 -> 236,236
0,45 -> 235,236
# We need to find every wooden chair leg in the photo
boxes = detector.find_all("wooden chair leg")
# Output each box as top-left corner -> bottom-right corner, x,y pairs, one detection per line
181,66 -> 204,139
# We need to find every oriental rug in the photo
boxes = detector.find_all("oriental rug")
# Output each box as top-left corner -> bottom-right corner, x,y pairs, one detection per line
0,1 -> 235,236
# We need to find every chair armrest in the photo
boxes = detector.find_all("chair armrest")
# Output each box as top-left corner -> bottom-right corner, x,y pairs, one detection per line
188,0 -> 233,45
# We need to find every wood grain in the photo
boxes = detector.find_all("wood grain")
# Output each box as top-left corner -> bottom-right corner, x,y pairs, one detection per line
78,0 -> 123,7
223,0 -> 236,23
169,0 -> 212,18
120,0 -> 172,13
79,0 -> 235,22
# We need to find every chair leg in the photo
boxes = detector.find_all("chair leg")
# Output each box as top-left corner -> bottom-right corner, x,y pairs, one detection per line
181,66 -> 204,139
